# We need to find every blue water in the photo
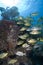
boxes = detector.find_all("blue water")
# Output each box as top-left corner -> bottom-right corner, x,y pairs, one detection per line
0,0 -> 43,26
20,0 -> 43,17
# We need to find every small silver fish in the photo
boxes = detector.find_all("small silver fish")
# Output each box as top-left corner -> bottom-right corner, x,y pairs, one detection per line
31,12 -> 38,16
15,51 -> 26,56
31,27 -> 41,31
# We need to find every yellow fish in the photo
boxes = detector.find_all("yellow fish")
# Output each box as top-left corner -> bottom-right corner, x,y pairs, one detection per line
22,43 -> 30,48
20,27 -> 27,31
0,53 -> 8,59
17,21 -> 24,25
30,30 -> 41,35
27,39 -> 37,45
17,41 -> 24,45
18,34 -> 29,40
8,59 -> 17,64
24,23 -> 31,26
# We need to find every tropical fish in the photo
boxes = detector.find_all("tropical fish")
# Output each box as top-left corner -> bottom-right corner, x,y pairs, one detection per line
0,53 -> 8,59
20,27 -> 27,31
24,20 -> 28,23
18,34 -> 29,40
30,30 -> 41,35
31,27 -> 41,31
22,43 -> 30,48
26,28 -> 31,31
24,23 -> 31,26
8,59 -> 17,64
15,41 -> 24,49
17,21 -> 24,25
26,45 -> 32,51
18,16 -> 23,20
27,27 -> 41,31
31,12 -> 38,16
27,39 -> 37,44
15,51 -> 26,56
17,41 -> 24,45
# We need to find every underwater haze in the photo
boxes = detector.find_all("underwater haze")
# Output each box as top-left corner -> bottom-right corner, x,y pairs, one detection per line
0,0 -> 43,17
